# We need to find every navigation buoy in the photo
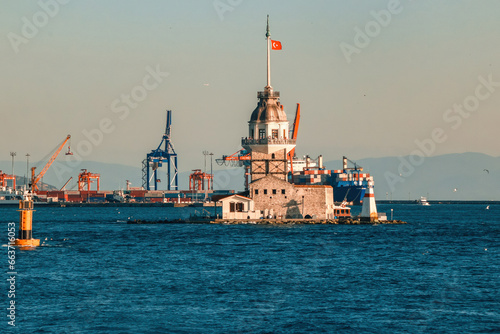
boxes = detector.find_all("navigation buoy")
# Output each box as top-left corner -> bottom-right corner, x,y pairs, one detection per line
13,192 -> 40,248
360,179 -> 378,222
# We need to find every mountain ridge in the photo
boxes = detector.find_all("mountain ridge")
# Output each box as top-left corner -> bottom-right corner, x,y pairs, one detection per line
1,152 -> 498,200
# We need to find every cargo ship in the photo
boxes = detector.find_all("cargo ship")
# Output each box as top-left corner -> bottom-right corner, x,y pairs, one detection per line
290,156 -> 370,205
0,186 -> 25,205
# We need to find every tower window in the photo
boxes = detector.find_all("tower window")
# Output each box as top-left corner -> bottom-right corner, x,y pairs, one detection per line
255,189 -> 259,195
264,189 -> 267,195
272,189 -> 277,195
259,129 -> 266,139
251,129 -> 254,138
281,189 -> 285,194
271,153 -> 275,159
272,129 -> 278,139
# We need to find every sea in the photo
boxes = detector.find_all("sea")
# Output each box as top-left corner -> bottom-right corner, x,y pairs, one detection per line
1,203 -> 499,333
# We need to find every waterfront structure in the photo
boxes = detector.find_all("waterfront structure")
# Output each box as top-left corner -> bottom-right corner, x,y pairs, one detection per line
360,180 -> 378,221
228,17 -> 335,220
219,194 -> 258,219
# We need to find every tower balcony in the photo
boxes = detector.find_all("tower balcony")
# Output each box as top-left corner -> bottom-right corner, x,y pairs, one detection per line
257,90 -> 280,99
241,137 -> 296,154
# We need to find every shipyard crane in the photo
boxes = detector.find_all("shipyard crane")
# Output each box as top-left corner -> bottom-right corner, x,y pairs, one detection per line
60,177 -> 73,191
216,149 -> 251,167
142,110 -> 178,190
287,103 -> 301,175
216,149 -> 251,190
0,170 -> 16,189
77,169 -> 100,192
342,156 -> 363,171
30,134 -> 73,192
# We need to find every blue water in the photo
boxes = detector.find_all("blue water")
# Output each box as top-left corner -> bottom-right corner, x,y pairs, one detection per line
1,204 -> 499,333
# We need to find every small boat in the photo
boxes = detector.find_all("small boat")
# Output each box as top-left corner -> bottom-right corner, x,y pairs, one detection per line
419,196 -> 430,206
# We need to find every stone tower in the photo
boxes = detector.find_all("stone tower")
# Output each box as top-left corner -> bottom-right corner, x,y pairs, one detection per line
241,16 -> 296,183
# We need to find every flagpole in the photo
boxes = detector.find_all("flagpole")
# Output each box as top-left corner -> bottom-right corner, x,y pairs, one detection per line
266,15 -> 271,89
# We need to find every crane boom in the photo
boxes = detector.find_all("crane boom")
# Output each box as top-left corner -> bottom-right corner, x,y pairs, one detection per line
287,103 -> 301,175
31,134 -> 72,191
342,156 -> 363,171
60,177 -> 73,191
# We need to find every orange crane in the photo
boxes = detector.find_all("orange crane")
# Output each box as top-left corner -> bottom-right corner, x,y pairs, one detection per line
77,169 -> 100,191
60,177 -> 73,191
189,169 -> 213,191
287,103 -> 301,175
0,170 -> 16,189
216,149 -> 251,189
30,134 -> 73,192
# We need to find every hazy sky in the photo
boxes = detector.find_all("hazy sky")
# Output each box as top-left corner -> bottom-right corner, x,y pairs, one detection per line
2,0 -> 500,175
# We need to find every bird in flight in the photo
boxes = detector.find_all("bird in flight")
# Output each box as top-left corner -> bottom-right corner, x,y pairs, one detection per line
483,169 -> 489,174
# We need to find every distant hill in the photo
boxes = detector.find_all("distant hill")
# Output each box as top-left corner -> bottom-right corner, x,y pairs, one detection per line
323,152 -> 500,200
1,152 -> 498,199
0,160 -> 245,192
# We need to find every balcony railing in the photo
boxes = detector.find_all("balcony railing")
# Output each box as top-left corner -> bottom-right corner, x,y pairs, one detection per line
257,90 -> 280,99
242,137 -> 296,146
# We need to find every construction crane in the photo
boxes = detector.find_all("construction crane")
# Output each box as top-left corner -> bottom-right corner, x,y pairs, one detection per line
77,169 -> 100,191
0,170 -> 16,189
60,177 -> 73,191
342,156 -> 363,171
142,110 -> 178,190
215,149 -> 250,167
216,149 -> 251,190
30,134 -> 73,192
287,103 -> 301,175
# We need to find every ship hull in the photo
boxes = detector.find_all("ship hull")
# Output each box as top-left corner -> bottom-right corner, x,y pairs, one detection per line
332,184 -> 366,205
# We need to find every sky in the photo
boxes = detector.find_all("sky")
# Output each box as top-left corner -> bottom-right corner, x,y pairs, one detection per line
2,0 -> 500,178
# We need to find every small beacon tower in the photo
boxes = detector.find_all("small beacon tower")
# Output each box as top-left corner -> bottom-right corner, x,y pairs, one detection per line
241,16 -> 296,182
360,179 -> 378,222
14,192 -> 40,247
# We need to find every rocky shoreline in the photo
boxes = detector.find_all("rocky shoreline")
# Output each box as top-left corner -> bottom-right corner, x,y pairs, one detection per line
128,218 -> 407,225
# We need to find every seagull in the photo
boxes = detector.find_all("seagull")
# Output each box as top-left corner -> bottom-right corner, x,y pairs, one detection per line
453,188 -> 457,192
486,206 -> 490,210
483,169 -> 489,174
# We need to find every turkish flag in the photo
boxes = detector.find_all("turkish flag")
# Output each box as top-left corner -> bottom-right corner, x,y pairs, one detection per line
271,40 -> 282,50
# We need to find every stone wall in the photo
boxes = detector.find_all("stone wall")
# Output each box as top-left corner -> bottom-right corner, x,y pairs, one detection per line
249,175 -> 334,219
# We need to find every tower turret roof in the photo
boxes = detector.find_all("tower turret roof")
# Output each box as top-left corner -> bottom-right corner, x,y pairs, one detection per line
249,89 -> 287,122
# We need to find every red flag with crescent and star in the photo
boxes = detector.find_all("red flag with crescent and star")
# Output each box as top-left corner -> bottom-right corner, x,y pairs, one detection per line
271,40 -> 282,50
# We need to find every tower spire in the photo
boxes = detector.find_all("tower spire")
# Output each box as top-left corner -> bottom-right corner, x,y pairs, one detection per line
266,15 -> 271,90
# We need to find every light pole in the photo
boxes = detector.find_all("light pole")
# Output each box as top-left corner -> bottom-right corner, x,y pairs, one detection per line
202,150 -> 209,189
10,152 -> 16,176
26,153 -> 30,189
209,152 -> 214,191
